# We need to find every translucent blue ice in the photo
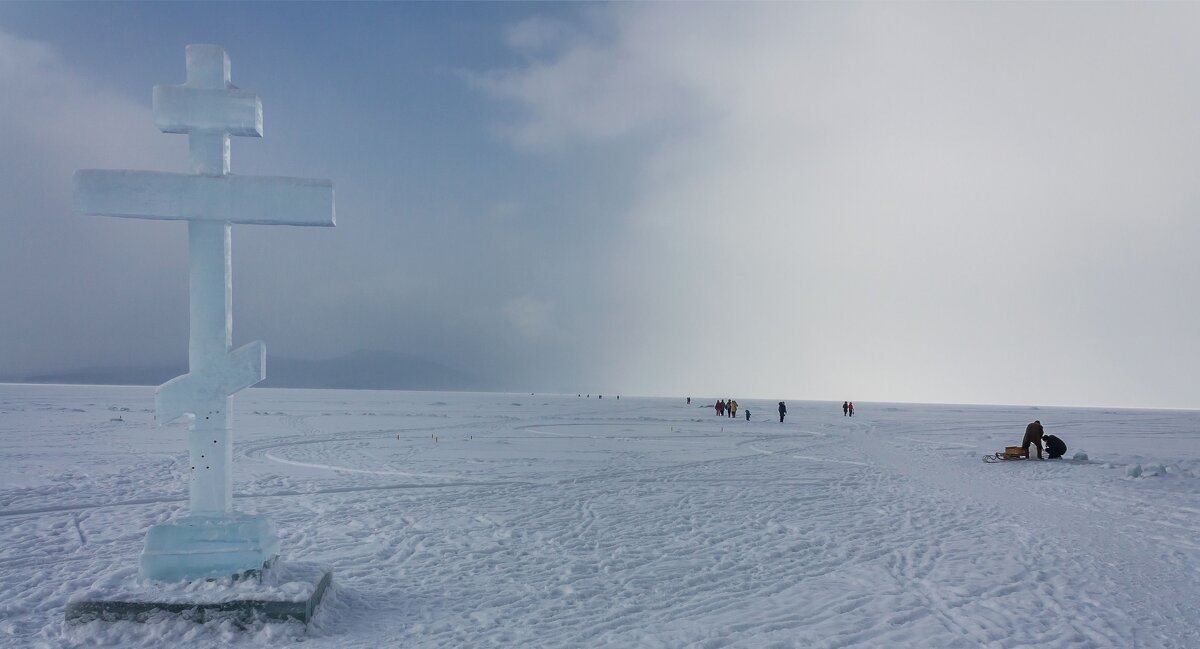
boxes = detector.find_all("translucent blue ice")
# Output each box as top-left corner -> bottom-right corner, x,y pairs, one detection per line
73,45 -> 334,582
140,514 -> 281,584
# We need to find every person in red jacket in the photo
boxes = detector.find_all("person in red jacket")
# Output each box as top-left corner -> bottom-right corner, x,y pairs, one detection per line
848,402 -> 855,417
716,400 -> 725,416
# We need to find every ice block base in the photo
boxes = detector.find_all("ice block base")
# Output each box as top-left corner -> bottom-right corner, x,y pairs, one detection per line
139,512 -> 280,583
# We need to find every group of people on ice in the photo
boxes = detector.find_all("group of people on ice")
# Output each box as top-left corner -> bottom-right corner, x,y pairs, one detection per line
710,398 -> 789,423
715,399 -> 747,420
706,398 -> 1069,463
703,395 -> 1072,464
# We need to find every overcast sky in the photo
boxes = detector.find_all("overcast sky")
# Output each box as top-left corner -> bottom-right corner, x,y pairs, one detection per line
2,2 -> 1200,408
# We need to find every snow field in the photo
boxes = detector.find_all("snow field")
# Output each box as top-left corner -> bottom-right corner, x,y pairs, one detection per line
1,385 -> 1198,648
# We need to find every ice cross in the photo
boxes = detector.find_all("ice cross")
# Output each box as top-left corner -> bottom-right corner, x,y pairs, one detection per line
75,45 -> 334,521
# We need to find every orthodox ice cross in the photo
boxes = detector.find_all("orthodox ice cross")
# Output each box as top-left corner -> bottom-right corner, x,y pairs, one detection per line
75,45 -> 334,520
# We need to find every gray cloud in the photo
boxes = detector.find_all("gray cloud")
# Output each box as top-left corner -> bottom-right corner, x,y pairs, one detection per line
480,3 -> 1200,407
0,30 -> 187,374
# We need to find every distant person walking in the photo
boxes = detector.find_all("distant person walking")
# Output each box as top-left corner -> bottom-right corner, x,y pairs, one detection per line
745,409 -> 750,421
687,397 -> 691,405
1022,420 -> 1045,459
730,400 -> 738,418
778,401 -> 787,423
843,401 -> 849,416
726,399 -> 733,418
848,402 -> 854,417
716,400 -> 725,416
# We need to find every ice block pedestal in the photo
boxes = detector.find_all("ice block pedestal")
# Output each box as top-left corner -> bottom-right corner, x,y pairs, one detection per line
66,561 -> 333,627
141,513 -> 280,583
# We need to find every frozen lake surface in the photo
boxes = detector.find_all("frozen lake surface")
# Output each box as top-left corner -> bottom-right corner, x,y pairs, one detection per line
1,384 -> 1198,648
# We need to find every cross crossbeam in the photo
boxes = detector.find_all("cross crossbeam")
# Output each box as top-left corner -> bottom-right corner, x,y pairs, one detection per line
154,85 -> 262,136
75,171 -> 334,226
156,341 -> 265,425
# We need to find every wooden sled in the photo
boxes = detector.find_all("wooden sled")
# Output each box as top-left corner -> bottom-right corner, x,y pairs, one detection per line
983,446 -> 1028,463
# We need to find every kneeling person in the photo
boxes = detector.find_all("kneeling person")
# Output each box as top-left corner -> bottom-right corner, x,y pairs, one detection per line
1044,433 -> 1066,459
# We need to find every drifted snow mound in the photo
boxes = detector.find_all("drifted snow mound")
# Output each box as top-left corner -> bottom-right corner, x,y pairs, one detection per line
1073,451 -> 1089,461
1127,463 -> 1168,478
1144,463 -> 1168,476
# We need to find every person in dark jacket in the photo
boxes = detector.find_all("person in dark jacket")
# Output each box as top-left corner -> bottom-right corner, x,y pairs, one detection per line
843,401 -> 849,416
1022,420 -> 1045,459
778,401 -> 787,423
1043,434 -> 1067,459
745,409 -> 750,421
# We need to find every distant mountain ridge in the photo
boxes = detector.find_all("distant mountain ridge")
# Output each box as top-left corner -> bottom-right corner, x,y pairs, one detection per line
3,350 -> 490,392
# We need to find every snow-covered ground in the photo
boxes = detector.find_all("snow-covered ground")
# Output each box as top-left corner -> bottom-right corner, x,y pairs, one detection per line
1,384 -> 1198,648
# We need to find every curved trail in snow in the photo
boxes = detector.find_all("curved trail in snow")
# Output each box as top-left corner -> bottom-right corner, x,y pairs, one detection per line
261,451 -> 462,480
